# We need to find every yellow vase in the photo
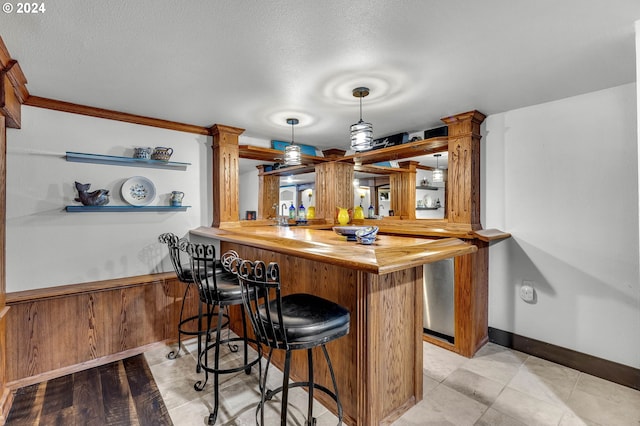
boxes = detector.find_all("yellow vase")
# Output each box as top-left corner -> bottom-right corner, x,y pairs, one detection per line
306,206 -> 315,219
354,205 -> 364,220
336,207 -> 350,225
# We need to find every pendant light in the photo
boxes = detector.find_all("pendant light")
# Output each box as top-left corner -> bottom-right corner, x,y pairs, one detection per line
432,153 -> 444,183
350,87 -> 373,151
284,118 -> 301,166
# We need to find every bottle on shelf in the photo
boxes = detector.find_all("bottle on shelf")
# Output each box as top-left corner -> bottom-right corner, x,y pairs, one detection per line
298,202 -> 306,220
289,202 -> 296,219
368,204 -> 375,218
436,198 -> 441,208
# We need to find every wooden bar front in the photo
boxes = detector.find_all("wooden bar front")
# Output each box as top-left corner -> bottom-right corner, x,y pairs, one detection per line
191,226 -> 476,425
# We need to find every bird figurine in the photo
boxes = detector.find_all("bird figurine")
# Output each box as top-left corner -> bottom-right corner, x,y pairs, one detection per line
74,181 -> 110,206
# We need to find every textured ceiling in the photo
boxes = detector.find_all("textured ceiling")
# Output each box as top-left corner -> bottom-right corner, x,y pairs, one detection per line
1,0 -> 639,151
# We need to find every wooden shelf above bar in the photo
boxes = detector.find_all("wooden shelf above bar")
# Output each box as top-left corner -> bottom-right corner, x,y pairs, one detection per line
340,136 -> 449,165
259,164 -> 317,176
238,145 -> 330,164
240,137 -> 448,168
354,164 -> 409,174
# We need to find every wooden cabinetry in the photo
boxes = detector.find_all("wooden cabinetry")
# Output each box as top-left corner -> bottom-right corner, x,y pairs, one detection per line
212,111 -> 508,360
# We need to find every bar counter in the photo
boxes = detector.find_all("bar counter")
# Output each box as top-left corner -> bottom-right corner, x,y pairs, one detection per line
190,225 -> 476,274
190,225 -> 477,425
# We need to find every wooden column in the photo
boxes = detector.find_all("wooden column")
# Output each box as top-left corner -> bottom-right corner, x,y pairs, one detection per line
0,36 -> 28,422
210,124 -> 244,227
0,116 -> 9,423
315,161 -> 354,222
441,110 -> 486,230
256,165 -> 280,220
392,161 -> 419,219
424,110 -> 488,358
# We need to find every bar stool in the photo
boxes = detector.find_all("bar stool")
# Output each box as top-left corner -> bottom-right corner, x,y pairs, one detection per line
181,241 -> 261,425
158,233 -> 238,371
158,232 -> 211,364
236,259 -> 350,426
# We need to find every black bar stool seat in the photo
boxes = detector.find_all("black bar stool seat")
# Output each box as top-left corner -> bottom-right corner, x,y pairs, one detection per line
261,293 -> 350,346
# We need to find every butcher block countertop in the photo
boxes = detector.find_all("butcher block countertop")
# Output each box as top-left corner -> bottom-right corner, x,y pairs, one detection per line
190,225 -> 477,275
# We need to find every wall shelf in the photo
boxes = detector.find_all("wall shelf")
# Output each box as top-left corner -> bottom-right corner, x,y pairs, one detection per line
416,206 -> 439,210
416,185 -> 440,190
65,205 -> 191,212
65,151 -> 190,170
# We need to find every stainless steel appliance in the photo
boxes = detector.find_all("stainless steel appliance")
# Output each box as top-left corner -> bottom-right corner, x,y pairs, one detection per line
423,258 -> 455,343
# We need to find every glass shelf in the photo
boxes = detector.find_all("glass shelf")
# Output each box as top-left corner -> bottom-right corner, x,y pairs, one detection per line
65,205 -> 191,212
66,151 -> 190,170
416,185 -> 440,190
416,207 -> 440,210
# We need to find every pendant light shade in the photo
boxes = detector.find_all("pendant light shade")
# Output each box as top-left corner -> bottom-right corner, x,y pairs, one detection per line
432,153 -> 444,183
350,87 -> 373,152
284,118 -> 301,166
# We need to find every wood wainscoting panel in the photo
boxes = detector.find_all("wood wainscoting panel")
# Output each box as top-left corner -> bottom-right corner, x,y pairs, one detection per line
0,307 -> 11,425
5,274 -> 199,386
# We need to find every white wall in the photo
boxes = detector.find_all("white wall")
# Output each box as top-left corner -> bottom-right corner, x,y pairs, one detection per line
6,106 -> 210,291
636,24 -> 640,352
483,83 -> 640,368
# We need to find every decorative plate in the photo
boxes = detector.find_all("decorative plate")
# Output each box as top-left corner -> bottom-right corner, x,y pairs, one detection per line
121,176 -> 156,206
333,226 -> 369,241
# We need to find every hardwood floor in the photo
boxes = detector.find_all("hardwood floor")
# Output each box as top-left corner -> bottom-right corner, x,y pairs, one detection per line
5,354 -> 172,425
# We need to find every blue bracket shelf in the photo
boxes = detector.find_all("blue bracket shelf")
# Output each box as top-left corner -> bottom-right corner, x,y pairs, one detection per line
65,205 -> 191,212
65,151 -> 190,170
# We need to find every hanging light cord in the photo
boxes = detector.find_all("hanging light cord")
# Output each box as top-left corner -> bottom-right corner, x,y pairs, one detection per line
291,121 -> 295,144
286,117 -> 299,145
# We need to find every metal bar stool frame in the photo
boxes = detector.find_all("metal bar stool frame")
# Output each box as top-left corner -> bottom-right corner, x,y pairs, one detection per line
237,259 -> 350,426
181,241 -> 262,425
158,232 -> 206,366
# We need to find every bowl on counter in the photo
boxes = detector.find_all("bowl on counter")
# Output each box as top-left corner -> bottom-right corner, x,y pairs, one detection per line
355,226 -> 379,245
356,235 -> 376,245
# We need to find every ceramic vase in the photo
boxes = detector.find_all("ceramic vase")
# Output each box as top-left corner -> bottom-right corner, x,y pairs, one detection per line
354,205 -> 364,219
336,207 -> 350,225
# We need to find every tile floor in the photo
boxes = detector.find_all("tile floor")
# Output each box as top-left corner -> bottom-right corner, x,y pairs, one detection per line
145,336 -> 640,426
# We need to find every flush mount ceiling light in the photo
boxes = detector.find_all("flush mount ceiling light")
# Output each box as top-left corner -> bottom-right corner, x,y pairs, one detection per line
432,153 -> 444,183
284,118 -> 301,166
350,87 -> 373,152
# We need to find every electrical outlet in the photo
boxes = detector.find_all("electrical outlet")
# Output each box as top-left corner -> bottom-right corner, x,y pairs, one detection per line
520,281 -> 535,302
